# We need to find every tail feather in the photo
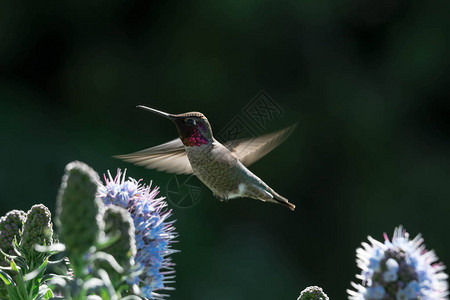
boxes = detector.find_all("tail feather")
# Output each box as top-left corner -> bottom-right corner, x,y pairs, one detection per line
270,189 -> 295,211
246,183 -> 295,211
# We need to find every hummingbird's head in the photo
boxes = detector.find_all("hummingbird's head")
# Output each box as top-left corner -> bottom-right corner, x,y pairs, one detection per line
171,111 -> 213,147
137,106 -> 213,147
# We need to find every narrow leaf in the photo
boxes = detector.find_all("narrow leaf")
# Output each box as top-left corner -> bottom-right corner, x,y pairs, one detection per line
90,252 -> 124,274
24,257 -> 48,281
86,296 -> 103,300
0,269 -> 14,285
34,243 -> 65,253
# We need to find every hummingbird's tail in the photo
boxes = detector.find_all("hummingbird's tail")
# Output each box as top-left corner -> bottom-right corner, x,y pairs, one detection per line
268,189 -> 295,211
245,183 -> 295,211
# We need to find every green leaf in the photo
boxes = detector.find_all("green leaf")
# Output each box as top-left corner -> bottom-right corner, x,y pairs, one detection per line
89,252 -> 123,274
6,282 -> 30,300
96,269 -> 117,300
10,260 -> 19,273
36,284 -> 53,300
120,296 -> 143,300
6,285 -> 23,300
100,288 -> 111,300
34,243 -> 65,254
24,257 -> 48,281
46,258 -> 66,265
82,278 -> 105,292
0,248 -> 16,260
86,296 -> 103,300
95,231 -> 120,251
45,276 -> 67,289
0,269 -> 14,285
9,263 -> 28,299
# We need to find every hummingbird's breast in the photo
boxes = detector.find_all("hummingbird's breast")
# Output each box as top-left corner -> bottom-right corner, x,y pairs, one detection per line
185,141 -> 246,197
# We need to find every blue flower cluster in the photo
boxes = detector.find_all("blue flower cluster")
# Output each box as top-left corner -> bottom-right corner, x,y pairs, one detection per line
98,169 -> 177,299
348,226 -> 448,300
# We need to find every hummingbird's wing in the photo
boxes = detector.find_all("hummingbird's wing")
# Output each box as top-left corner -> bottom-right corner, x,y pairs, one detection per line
224,124 -> 296,167
114,138 -> 194,175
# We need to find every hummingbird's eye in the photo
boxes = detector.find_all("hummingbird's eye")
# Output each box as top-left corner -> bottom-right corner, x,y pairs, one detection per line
186,118 -> 196,125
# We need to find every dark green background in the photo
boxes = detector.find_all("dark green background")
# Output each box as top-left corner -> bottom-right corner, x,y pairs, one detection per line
1,0 -> 450,299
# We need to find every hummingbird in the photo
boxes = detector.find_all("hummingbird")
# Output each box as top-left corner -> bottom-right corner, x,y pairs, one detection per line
115,105 -> 296,211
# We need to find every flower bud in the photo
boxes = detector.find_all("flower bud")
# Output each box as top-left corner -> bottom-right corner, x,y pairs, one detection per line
298,286 -> 329,300
0,210 -> 26,265
20,204 -> 53,254
56,161 -> 104,274
102,205 -> 136,271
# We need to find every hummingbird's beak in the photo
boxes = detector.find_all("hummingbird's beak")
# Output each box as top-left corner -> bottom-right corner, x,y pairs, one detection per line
136,105 -> 177,121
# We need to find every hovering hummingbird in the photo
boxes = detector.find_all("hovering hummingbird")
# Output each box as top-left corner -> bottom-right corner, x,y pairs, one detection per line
115,106 -> 296,211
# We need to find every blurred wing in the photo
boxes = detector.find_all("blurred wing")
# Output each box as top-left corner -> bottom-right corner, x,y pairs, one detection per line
114,138 -> 193,175
224,124 -> 297,167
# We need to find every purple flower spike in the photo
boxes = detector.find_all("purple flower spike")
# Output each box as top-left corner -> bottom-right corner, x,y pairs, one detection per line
348,225 -> 448,300
98,169 -> 177,299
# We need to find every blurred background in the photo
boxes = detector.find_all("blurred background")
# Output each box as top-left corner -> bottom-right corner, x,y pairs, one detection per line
1,0 -> 450,299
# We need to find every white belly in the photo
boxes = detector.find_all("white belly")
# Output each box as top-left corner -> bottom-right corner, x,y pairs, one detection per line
226,183 -> 247,199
